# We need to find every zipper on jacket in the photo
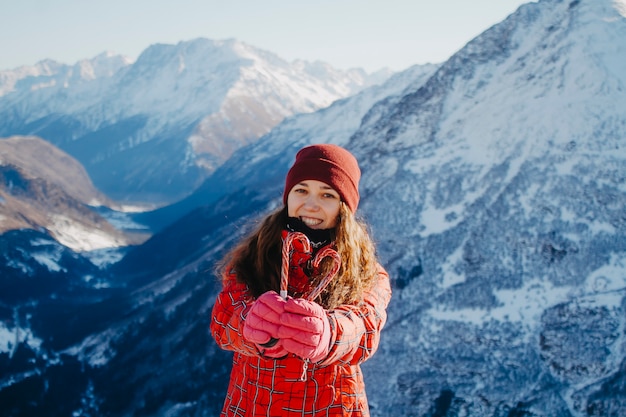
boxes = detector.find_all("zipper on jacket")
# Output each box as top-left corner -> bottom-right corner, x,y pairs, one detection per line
299,359 -> 310,381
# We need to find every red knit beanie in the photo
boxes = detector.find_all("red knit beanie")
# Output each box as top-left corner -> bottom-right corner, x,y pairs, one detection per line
283,144 -> 361,213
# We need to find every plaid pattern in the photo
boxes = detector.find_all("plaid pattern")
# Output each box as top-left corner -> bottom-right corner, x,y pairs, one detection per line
210,244 -> 391,417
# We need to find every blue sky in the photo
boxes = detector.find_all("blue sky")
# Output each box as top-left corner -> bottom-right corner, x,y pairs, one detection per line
1,0 -> 533,72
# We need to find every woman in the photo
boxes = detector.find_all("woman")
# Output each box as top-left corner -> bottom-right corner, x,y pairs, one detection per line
210,143 -> 392,416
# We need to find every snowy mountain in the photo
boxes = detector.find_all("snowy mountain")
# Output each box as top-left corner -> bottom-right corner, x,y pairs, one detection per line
0,60 -> 433,417
127,0 -> 625,414
0,51 -> 132,97
0,135 -> 144,253
134,62 -> 439,230
0,38 -> 391,204
1,0 -> 625,416
351,0 -> 626,414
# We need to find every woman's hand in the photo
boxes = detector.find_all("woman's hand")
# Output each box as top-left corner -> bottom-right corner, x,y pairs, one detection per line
278,298 -> 331,363
243,291 -> 288,357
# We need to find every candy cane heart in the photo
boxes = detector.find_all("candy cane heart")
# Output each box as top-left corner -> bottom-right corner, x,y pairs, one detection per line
305,246 -> 341,301
264,231 -> 312,349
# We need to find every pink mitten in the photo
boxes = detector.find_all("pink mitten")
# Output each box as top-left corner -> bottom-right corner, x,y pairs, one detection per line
243,291 -> 286,346
278,298 -> 331,363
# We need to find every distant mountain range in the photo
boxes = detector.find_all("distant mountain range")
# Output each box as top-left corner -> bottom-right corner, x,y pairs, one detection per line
1,0 -> 625,416
0,39 -> 392,204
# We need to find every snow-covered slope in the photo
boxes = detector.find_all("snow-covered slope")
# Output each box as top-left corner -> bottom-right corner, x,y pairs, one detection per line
346,0 -> 626,414
0,38 -> 391,204
0,136 -> 141,253
0,51 -> 131,97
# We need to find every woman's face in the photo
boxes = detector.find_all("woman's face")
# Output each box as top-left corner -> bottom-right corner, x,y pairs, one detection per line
287,180 -> 341,229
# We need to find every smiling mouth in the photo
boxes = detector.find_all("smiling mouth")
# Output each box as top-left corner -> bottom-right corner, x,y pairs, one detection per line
301,217 -> 323,227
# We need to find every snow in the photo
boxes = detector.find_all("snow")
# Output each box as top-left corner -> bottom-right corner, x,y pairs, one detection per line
494,279 -> 570,325
428,305 -> 485,327
64,332 -> 115,367
6,259 -> 31,275
427,276 -> 577,338
48,214 -> 128,252
0,324 -> 14,354
616,0 -> 626,17
579,252 -> 626,297
0,321 -> 42,356
31,252 -> 65,272
81,248 -> 125,270
440,246 -> 467,288
418,203 -> 463,236
163,402 -> 196,417
97,208 -> 150,231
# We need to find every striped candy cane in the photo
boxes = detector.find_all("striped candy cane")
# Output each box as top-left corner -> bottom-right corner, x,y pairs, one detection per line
301,245 -> 340,381
305,246 -> 341,301
263,231 -> 312,349
280,232 -> 311,299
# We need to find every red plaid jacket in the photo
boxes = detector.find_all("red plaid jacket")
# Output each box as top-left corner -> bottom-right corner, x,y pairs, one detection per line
210,239 -> 391,416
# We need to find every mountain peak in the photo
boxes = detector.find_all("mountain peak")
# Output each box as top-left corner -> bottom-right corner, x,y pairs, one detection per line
351,0 -> 626,157
0,52 -> 131,97
0,37 -> 392,204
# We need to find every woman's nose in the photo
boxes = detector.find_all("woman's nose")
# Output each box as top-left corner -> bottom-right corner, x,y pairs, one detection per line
303,195 -> 320,209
